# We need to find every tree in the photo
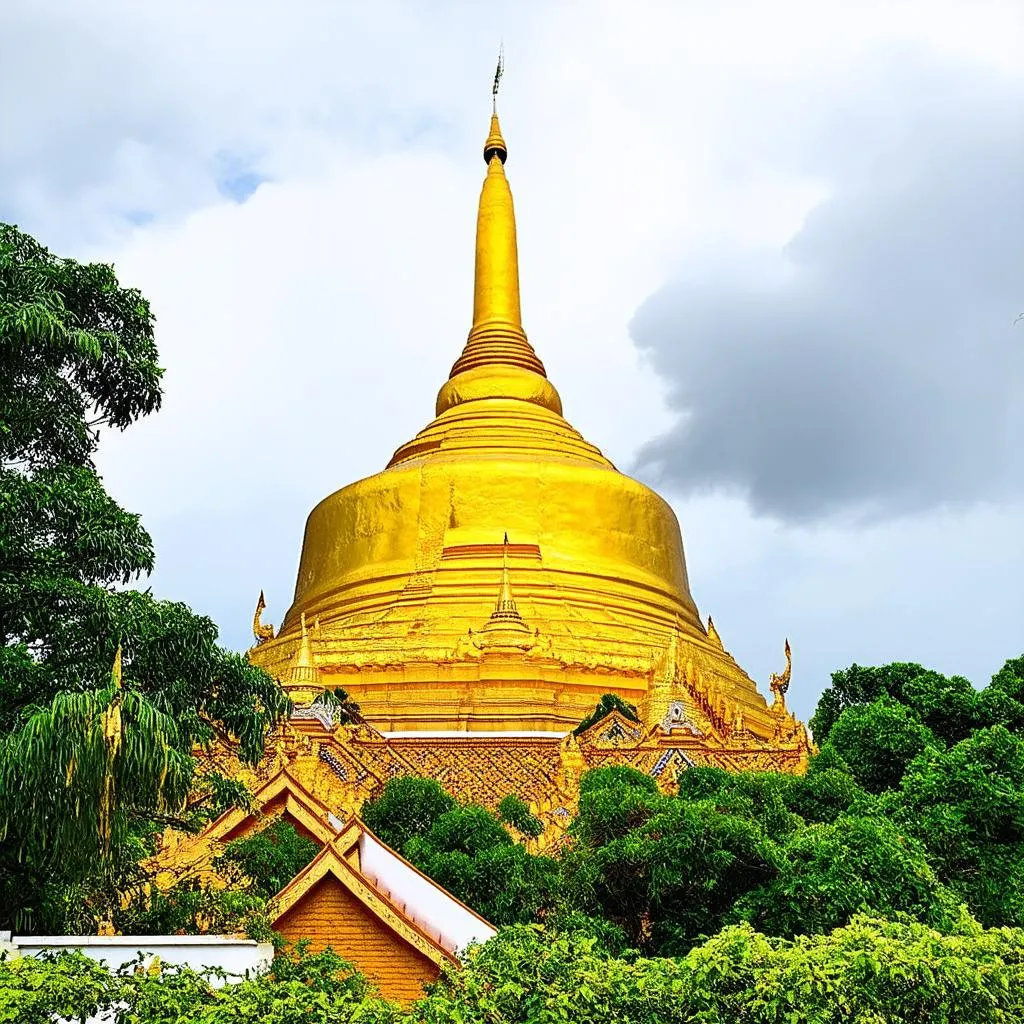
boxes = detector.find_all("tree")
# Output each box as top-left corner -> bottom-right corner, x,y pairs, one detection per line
497,794 -> 543,839
890,725 -> 1024,927
732,814 -> 963,937
0,224 -> 287,932
414,916 -> 1024,1024
220,819 -> 321,900
572,693 -> 639,736
362,779 -> 557,926
404,806 -> 558,926
809,662 -> 932,742
361,777 -> 458,855
0,945 -> 402,1024
975,655 -> 1024,732
567,768 -> 778,953
820,697 -> 938,793
785,761 -> 871,823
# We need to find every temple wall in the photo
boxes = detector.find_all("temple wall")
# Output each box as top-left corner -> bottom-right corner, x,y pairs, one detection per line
273,875 -> 439,1004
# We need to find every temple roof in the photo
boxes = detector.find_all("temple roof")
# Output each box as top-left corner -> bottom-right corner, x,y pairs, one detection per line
270,817 -> 496,961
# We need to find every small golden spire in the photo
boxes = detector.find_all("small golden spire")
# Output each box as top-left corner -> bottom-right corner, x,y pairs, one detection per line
471,533 -> 535,651
447,57 -> 546,381
706,616 -> 723,648
283,611 -> 320,700
492,532 -> 521,621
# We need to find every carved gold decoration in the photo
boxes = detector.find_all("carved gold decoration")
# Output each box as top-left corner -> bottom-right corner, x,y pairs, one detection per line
706,616 -> 723,649
769,639 -> 792,707
253,590 -> 274,645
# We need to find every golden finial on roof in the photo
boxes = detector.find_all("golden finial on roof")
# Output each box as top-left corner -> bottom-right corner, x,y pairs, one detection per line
470,534 -> 535,651
706,616 -> 723,649
484,46 -> 507,164
282,611 -> 320,700
769,639 -> 792,707
253,590 -> 274,645
491,532 -> 522,623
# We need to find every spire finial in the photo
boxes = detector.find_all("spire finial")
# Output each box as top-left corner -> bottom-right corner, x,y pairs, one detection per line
492,44 -> 504,115
469,532 -> 535,650
497,533 -> 515,613
435,55 -> 559,416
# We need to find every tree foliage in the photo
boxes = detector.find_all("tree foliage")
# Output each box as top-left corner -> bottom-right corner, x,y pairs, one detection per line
4,916 -> 1024,1023
572,692 -> 639,736
0,223 -> 287,932
821,696 -> 937,793
497,794 -> 543,838
362,781 -> 557,926
220,819 -> 321,900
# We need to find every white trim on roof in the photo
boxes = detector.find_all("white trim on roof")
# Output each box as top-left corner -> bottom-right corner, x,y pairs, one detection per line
356,832 -> 497,955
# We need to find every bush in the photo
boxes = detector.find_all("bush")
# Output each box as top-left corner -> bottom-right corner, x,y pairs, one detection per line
361,777 -> 458,855
497,795 -> 543,839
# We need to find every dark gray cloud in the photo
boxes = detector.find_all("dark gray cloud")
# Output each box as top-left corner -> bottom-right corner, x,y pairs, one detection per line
632,54 -> 1024,523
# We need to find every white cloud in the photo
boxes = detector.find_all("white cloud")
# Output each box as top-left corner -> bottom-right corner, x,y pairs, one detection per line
3,0 -> 1021,710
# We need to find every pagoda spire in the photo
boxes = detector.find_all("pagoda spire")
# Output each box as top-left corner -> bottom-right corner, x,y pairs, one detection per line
470,533 -> 535,651
448,58 -> 546,380
492,532 -> 521,621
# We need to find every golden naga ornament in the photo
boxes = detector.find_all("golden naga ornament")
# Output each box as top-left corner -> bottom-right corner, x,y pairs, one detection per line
770,639 -> 793,707
252,590 -> 274,645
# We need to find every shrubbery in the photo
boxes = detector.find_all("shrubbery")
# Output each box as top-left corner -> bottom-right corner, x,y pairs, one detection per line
6,915 -> 1024,1023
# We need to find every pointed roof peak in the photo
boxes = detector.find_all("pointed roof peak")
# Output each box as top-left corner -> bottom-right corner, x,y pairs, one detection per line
484,112 -> 507,165
485,48 -> 508,164
706,615 -> 723,649
492,532 -> 521,623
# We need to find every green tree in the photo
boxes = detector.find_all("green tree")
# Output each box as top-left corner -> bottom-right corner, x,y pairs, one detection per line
786,758 -> 872,824
497,794 -> 543,839
975,655 -> 1024,731
361,777 -> 458,855
572,693 -> 639,736
733,814 -> 963,937
362,778 -> 557,926
810,661 -> 975,743
0,944 -> 402,1024
891,725 -> 1024,927
567,768 -> 778,953
413,917 -> 1024,1023
0,224 -> 287,932
820,697 -> 938,793
406,805 -> 558,926
220,819 -> 321,900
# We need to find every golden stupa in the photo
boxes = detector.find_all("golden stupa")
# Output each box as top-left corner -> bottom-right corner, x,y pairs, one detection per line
188,91 -> 810,852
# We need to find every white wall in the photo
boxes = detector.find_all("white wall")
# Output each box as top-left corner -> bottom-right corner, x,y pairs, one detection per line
3,934 -> 273,1024
8,934 -> 273,980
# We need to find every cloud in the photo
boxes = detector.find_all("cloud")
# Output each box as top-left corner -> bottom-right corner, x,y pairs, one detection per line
632,52 -> 1024,523
3,0 -> 1021,712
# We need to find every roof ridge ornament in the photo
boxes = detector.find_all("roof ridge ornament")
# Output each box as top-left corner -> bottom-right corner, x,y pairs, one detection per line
769,639 -> 792,707
253,589 -> 275,645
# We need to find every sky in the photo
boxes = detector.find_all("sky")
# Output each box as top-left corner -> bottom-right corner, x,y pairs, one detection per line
2,0 -> 1022,723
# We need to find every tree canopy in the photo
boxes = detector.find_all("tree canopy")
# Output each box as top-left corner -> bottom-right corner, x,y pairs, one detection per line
0,223 -> 287,931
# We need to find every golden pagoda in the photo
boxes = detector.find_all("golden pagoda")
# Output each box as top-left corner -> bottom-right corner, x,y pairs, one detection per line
200,87 -> 811,850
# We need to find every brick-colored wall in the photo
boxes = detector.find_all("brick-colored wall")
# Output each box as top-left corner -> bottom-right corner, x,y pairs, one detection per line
275,875 -> 441,1004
